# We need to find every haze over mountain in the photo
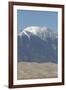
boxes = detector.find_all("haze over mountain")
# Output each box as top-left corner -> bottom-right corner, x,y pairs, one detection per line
17,26 -> 58,63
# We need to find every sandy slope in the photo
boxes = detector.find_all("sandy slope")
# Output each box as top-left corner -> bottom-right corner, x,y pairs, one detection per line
17,62 -> 58,80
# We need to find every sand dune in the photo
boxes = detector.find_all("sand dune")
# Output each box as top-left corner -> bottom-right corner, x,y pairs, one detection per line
17,62 -> 58,80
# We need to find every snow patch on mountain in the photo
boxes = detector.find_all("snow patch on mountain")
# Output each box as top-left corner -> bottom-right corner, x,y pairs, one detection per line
18,26 -> 57,41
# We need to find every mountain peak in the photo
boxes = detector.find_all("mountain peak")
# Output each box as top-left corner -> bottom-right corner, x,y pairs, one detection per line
18,26 -> 57,40
24,26 -> 48,33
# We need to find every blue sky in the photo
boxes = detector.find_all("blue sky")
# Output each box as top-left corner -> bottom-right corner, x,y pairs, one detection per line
17,10 -> 58,33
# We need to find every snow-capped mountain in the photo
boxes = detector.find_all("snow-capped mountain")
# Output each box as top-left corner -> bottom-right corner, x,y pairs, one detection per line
17,26 -> 58,63
18,26 -> 57,40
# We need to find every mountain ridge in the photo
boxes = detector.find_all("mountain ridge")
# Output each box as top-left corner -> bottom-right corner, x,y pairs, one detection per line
17,26 -> 58,63
18,26 -> 57,40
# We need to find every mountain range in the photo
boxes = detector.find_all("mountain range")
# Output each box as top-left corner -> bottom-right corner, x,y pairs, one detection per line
17,26 -> 58,63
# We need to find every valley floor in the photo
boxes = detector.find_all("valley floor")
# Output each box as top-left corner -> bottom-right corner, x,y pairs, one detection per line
17,61 -> 58,80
